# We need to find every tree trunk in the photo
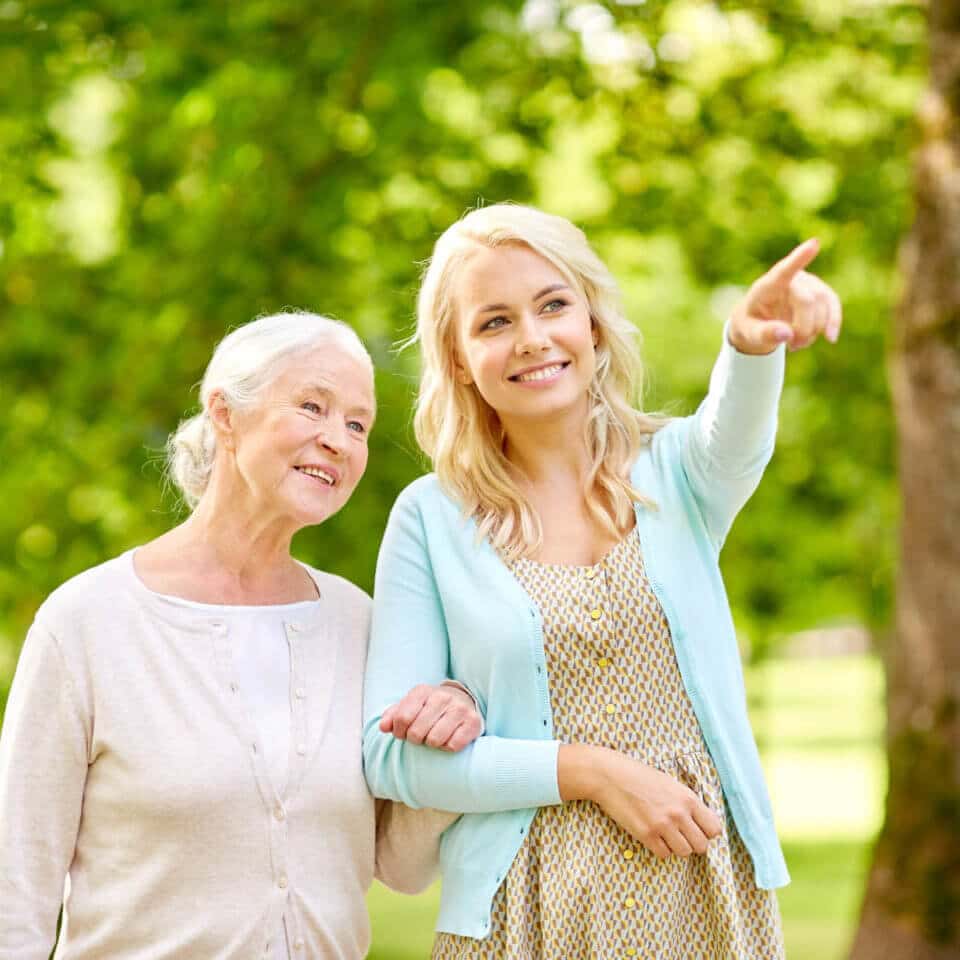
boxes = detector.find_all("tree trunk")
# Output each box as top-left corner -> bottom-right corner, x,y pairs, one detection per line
849,2 -> 960,958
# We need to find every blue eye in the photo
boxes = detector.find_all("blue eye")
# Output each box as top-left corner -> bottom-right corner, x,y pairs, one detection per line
481,315 -> 508,331
542,299 -> 567,313
301,401 -> 323,415
347,420 -> 367,435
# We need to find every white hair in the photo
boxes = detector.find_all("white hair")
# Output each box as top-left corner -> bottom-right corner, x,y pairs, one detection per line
167,310 -> 372,509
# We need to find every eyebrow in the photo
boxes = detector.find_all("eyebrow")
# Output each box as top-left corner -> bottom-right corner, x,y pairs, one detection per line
476,283 -> 571,315
300,383 -> 376,420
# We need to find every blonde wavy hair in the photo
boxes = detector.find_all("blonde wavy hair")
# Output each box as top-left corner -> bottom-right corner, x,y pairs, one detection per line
413,203 -> 664,559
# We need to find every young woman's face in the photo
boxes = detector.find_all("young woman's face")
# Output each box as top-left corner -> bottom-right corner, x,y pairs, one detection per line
226,346 -> 375,529
452,243 -> 597,432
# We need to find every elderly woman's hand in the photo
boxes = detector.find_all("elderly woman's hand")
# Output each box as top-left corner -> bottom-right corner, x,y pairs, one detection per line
379,683 -> 484,753
729,238 -> 842,355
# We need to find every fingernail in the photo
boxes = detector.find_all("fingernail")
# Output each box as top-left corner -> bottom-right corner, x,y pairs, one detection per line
775,327 -> 791,342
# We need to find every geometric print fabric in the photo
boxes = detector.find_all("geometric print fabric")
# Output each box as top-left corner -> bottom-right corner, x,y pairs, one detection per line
432,527 -> 785,959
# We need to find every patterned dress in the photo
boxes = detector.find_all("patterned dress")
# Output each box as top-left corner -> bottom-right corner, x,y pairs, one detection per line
433,528 -> 785,960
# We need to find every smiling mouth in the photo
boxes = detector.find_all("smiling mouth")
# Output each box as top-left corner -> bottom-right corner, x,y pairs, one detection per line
509,362 -> 570,383
295,466 -> 337,486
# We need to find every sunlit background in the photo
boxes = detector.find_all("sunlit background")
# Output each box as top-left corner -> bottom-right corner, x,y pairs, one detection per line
1,1 -> 927,956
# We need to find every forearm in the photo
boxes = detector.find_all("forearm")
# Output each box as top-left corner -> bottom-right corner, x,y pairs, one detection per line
558,742 -> 613,802
363,721 -> 561,813
373,800 -> 459,895
693,324 -> 785,476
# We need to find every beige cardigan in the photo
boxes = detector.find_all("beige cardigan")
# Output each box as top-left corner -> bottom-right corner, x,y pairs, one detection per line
0,551 -> 455,959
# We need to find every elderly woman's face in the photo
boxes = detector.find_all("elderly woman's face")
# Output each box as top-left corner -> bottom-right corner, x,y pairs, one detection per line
228,346 -> 375,528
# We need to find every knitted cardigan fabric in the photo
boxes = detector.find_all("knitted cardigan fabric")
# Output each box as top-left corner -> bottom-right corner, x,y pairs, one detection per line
0,554 -> 453,960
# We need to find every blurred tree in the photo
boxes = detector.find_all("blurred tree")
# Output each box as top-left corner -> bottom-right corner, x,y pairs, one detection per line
849,0 -> 960,955
0,0 -> 924,713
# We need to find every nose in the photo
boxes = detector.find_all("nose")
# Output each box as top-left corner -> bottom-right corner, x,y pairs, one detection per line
514,312 -> 551,356
316,419 -> 347,458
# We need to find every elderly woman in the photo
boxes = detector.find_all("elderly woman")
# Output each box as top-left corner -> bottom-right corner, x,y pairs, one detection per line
0,311 -> 481,960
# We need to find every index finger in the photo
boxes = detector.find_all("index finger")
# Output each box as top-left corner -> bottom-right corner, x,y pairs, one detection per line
763,238 -> 820,289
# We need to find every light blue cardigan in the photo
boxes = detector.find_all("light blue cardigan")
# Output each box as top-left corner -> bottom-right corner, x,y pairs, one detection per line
362,333 -> 790,939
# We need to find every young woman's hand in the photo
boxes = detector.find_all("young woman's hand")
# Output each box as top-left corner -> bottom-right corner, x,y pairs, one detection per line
559,744 -> 723,859
729,238 -> 843,355
379,683 -> 484,753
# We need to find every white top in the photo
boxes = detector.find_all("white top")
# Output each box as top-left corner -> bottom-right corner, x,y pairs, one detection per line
0,550 -> 457,960
148,590 -> 321,960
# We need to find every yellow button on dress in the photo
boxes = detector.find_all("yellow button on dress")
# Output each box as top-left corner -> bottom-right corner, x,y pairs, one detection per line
432,528 -> 785,960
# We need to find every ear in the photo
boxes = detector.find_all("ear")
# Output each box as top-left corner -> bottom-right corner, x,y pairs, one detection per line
206,391 -> 236,450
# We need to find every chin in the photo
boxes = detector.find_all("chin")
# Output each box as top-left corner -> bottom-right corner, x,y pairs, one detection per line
287,501 -> 336,529
511,394 -> 586,422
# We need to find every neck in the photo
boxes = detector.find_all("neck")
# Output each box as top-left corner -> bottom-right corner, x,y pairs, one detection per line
172,471 -> 302,585
502,407 -> 591,488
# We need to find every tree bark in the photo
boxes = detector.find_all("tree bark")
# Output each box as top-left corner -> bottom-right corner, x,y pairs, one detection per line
849,2 -> 960,958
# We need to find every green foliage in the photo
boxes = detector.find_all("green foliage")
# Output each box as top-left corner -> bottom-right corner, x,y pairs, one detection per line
0,0 -> 924,707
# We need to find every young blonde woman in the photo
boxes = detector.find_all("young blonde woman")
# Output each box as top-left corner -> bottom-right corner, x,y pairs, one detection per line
363,205 -> 843,958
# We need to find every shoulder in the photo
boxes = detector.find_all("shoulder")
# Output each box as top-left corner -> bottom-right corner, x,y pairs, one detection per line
629,417 -> 691,485
391,472 -> 445,513
301,565 -> 371,612
34,552 -> 137,636
387,472 -> 464,532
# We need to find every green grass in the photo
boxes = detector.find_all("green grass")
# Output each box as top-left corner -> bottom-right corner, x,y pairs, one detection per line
368,881 -> 440,960
779,839 -> 874,959
367,654 -> 884,959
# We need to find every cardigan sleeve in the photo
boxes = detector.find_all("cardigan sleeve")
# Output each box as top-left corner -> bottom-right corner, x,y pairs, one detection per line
372,800 -> 459,895
0,622 -> 89,960
362,487 -> 562,814
680,325 -> 786,550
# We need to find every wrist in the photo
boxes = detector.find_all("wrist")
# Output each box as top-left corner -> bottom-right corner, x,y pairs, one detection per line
726,316 -> 787,356
557,743 -> 611,802
726,322 -> 767,356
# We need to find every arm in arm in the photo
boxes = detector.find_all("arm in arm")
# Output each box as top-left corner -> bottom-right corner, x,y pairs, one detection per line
373,800 -> 459,894
362,490 -> 561,813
